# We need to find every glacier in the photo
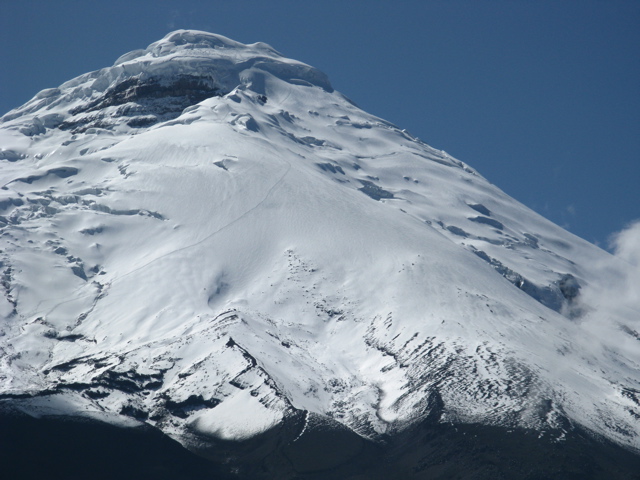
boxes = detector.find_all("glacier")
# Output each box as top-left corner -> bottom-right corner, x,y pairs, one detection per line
0,30 -> 639,478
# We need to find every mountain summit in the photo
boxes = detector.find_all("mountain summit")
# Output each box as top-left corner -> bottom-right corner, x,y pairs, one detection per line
1,30 -> 639,478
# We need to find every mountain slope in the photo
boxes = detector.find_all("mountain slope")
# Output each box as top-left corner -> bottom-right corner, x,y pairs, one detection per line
1,30 -> 638,478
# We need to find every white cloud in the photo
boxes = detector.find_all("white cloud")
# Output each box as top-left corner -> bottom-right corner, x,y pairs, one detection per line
596,221 -> 640,318
582,220 -> 640,316
577,220 -> 640,374
605,221 -> 640,324
610,220 -> 640,268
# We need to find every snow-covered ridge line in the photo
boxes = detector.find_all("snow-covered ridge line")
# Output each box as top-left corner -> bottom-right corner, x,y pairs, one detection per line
1,29 -> 331,134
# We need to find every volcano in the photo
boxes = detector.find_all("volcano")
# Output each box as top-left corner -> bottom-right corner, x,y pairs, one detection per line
0,30 -> 638,479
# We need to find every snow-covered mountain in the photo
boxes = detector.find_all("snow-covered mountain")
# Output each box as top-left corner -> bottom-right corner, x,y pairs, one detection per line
1,30 -> 639,478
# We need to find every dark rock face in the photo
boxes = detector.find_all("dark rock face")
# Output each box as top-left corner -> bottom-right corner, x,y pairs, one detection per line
58,75 -> 223,133
71,75 -> 220,115
559,273 -> 581,301
164,394 -> 221,419
2,411 -> 639,480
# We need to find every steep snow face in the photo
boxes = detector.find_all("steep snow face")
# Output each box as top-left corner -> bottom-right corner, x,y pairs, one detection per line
0,31 -> 639,453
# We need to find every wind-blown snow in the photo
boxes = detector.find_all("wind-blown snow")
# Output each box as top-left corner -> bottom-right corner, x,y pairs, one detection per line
0,30 -> 638,452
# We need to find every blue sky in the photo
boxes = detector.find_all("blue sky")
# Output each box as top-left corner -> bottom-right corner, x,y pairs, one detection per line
1,0 -> 638,248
